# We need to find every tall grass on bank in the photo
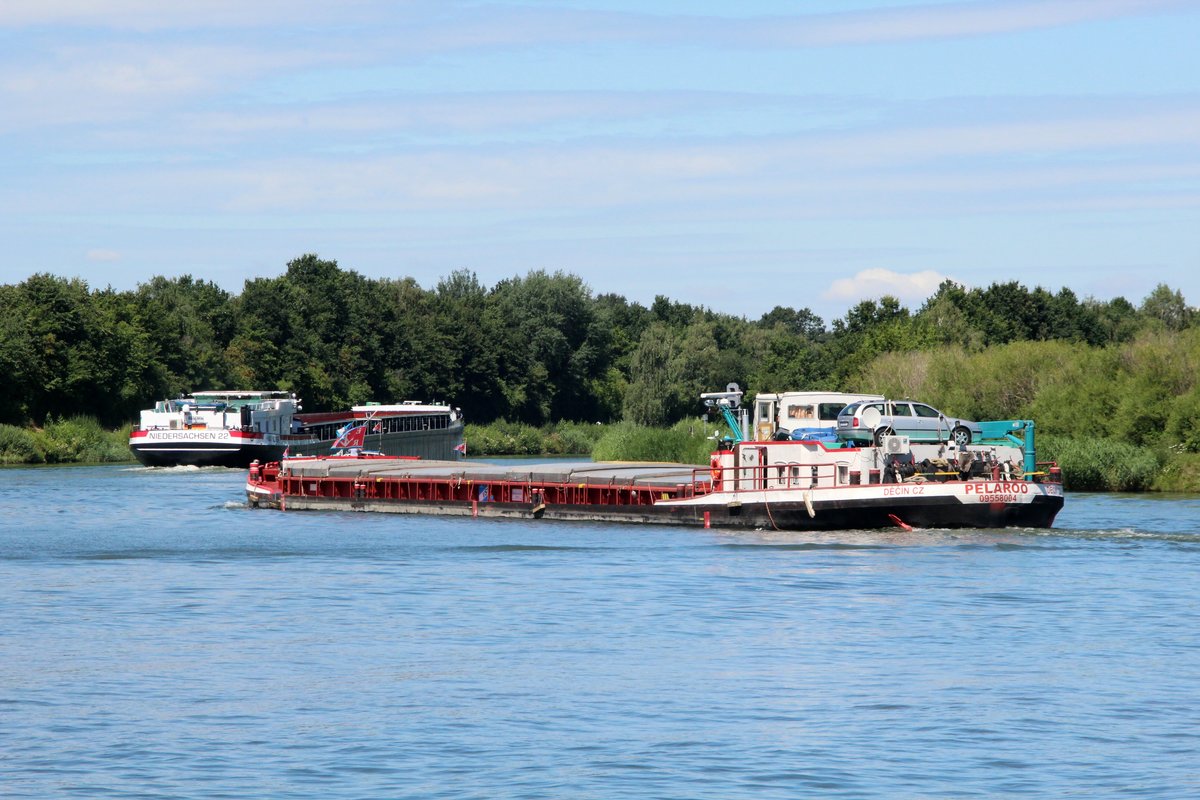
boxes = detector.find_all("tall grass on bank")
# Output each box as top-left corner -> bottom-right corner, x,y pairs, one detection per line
465,418 -> 721,465
1152,451 -> 1200,492
1038,434 -> 1160,492
464,420 -> 606,457
0,417 -> 133,464
591,419 -> 719,465
0,425 -> 42,464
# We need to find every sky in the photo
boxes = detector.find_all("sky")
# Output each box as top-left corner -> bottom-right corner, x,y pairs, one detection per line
2,0 -> 1199,323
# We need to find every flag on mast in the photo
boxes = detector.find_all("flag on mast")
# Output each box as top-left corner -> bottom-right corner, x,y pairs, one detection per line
454,442 -> 467,456
331,423 -> 367,450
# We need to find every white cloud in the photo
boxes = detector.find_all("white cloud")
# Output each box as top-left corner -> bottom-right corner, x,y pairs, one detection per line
179,91 -> 738,139
86,248 -> 121,262
3,1 -> 1187,47
0,1 -> 383,31
801,107 -> 1200,167
753,0 -> 1195,46
350,1 -> 1200,53
824,269 -> 950,306
316,104 -> 1192,221
0,43 -> 333,129
311,1 -> 1200,56
5,100 -> 1199,220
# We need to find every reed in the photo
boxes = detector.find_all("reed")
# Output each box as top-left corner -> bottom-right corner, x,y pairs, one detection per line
1152,452 -> 1200,492
41,417 -> 133,463
0,418 -> 133,464
464,420 -> 606,456
1038,434 -> 1160,492
591,419 -> 718,465
0,424 -> 44,464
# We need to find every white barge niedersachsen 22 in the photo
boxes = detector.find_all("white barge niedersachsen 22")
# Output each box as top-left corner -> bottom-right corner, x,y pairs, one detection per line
130,391 -> 464,468
130,391 -> 297,468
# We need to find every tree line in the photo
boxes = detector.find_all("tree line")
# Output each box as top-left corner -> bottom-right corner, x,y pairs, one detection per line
1,254 -> 1195,444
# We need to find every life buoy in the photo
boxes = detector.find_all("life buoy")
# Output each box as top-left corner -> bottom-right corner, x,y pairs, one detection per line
709,455 -> 723,489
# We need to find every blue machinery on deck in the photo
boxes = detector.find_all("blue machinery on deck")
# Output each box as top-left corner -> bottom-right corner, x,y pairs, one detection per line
978,419 -> 1038,479
700,384 -> 748,443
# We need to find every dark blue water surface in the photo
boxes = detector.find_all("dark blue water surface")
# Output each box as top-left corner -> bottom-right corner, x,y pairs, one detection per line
2,464 -> 1199,799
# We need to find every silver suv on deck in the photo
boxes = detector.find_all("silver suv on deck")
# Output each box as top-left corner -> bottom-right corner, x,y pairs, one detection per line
836,399 -> 982,447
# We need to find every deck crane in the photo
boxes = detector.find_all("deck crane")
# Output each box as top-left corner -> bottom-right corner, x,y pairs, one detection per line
700,383 -> 748,443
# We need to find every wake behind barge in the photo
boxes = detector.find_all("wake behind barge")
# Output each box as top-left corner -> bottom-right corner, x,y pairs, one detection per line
246,434 -> 1063,531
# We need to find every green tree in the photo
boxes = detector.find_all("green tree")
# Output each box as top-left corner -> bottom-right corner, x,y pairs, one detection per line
827,296 -> 914,382
12,273 -> 92,421
134,275 -> 234,394
622,321 -> 681,426
0,275 -> 158,426
1087,296 -> 1140,344
1107,330 -> 1198,445
227,275 -> 288,390
757,305 -> 826,339
650,295 -> 701,328
1165,386 -> 1200,452
0,284 -> 36,422
916,291 -> 985,351
748,329 -> 823,393
430,269 -> 504,419
486,270 -> 601,424
1139,283 -> 1194,332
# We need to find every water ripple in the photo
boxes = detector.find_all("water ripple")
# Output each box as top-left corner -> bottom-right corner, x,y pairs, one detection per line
3,466 -> 1200,799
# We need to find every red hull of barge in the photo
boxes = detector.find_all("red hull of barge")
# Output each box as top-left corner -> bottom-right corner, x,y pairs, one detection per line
246,454 -> 1064,531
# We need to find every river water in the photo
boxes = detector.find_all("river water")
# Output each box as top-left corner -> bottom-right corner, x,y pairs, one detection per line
2,464 -> 1199,799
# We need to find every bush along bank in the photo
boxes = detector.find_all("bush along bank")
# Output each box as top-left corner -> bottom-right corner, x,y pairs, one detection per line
463,421 -> 607,457
0,417 -> 134,465
464,419 -> 718,464
0,414 -> 1192,494
590,420 -> 718,466
1036,434 -> 1161,492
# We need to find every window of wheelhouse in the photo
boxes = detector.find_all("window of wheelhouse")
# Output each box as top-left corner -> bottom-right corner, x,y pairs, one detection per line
818,402 -> 849,421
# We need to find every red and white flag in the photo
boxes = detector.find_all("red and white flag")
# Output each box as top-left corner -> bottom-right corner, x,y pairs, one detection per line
331,424 -> 366,450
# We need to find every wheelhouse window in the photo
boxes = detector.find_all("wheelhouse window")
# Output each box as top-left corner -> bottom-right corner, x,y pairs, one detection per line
818,403 -> 848,421
787,404 -> 816,420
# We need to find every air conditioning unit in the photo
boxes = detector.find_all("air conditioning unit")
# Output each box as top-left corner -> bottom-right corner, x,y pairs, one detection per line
882,435 -> 911,455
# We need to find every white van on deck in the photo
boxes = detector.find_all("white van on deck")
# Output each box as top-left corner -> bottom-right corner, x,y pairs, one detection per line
752,391 -> 885,442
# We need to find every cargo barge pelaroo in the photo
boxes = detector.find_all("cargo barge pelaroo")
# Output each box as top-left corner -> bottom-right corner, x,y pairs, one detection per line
245,425 -> 1064,531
